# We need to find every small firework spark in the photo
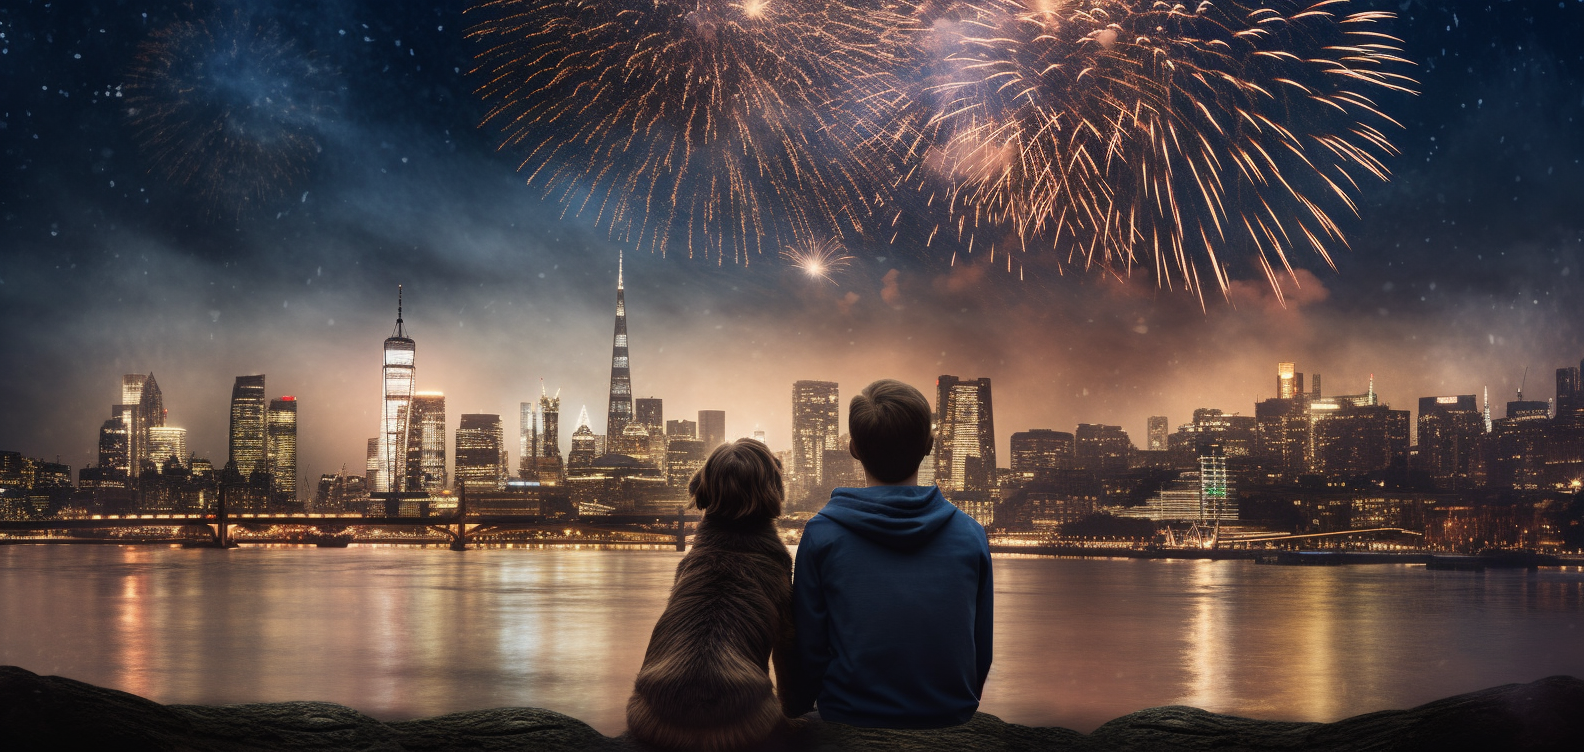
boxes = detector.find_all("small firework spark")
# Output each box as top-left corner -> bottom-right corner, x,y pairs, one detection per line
124,10 -> 338,214
782,239 -> 855,282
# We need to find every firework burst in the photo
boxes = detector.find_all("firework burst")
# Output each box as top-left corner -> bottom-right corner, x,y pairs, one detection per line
124,10 -> 338,214
782,238 -> 856,282
467,0 -> 918,262
891,0 -> 1415,301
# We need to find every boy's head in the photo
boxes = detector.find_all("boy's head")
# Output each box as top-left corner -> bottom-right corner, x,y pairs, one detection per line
689,438 -> 784,520
848,379 -> 934,484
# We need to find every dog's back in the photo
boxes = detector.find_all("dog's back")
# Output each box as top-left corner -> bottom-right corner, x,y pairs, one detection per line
627,517 -> 793,751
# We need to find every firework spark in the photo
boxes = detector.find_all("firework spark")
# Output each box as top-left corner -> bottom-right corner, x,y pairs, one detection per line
782,238 -> 855,282
896,0 -> 1415,302
124,11 -> 338,214
467,0 -> 917,262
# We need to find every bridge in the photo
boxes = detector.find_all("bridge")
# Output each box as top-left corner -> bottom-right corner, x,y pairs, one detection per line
0,487 -> 702,551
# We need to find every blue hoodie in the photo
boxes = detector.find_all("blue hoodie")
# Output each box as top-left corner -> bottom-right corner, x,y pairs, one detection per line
788,485 -> 993,728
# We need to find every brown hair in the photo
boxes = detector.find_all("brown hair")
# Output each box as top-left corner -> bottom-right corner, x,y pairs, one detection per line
848,379 -> 934,484
688,438 -> 784,520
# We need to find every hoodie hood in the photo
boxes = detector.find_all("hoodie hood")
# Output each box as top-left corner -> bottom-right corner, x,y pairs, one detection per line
818,485 -> 959,550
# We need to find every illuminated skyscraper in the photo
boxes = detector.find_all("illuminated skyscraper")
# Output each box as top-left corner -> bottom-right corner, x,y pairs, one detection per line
935,376 -> 995,492
666,438 -> 707,487
365,438 -> 379,484
1277,362 -> 1304,400
378,286 -> 417,493
114,373 -> 163,478
635,397 -> 664,435
569,406 -> 598,468
267,396 -> 299,500
1416,395 -> 1481,489
407,392 -> 447,492
1147,416 -> 1168,452
98,418 -> 128,477
147,426 -> 188,469
792,381 -> 840,489
1558,363 -> 1584,426
698,410 -> 726,449
229,375 -> 267,476
540,385 -> 562,460
1198,442 -> 1236,521
519,400 -> 537,479
606,252 -> 634,440
1009,429 -> 1074,480
455,414 -> 505,491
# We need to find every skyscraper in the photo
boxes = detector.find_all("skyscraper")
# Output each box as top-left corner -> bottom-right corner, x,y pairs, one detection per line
1416,395 -> 1481,489
98,418 -> 128,478
1074,424 -> 1132,478
569,407 -> 598,468
229,375 -> 267,476
1009,429 -> 1074,480
1198,442 -> 1236,521
1313,403 -> 1410,478
1147,416 -> 1169,452
1277,362 -> 1304,400
408,392 -> 447,492
635,397 -> 664,435
698,410 -> 726,449
115,373 -> 163,478
1558,363 -> 1584,425
365,438 -> 379,485
147,426 -> 187,470
792,381 -> 840,490
540,386 -> 562,460
606,252 -> 634,440
519,400 -> 537,479
455,414 -> 505,491
378,287 -> 417,494
666,419 -> 697,438
935,376 -> 995,492
267,396 -> 298,500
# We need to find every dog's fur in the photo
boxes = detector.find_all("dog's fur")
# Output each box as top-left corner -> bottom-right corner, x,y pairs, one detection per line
626,513 -> 799,751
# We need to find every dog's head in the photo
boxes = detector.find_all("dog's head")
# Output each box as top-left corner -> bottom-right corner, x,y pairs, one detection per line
688,438 -> 784,521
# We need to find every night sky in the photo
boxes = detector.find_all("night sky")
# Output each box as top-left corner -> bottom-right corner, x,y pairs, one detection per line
1,0 -> 1581,483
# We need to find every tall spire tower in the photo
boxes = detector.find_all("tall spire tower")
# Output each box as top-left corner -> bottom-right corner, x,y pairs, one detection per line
377,285 -> 417,493
606,252 -> 634,439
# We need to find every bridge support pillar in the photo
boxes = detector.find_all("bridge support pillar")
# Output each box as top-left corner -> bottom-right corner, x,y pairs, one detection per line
450,482 -> 468,552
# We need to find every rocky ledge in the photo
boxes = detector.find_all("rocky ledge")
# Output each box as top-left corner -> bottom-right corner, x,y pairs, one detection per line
2,666 -> 1581,751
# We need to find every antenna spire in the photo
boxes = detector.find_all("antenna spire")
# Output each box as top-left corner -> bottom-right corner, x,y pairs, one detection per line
394,284 -> 407,338
618,250 -> 624,290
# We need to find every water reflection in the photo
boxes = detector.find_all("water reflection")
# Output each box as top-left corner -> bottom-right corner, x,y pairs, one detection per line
2,546 -> 1582,735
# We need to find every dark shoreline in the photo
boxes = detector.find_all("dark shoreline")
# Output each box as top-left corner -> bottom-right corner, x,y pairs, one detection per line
3,666 -> 1581,751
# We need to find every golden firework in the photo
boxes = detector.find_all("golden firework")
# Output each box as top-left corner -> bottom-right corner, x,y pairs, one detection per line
782,238 -> 856,282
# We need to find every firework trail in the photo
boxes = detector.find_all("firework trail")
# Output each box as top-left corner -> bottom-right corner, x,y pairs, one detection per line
897,0 -> 1415,301
782,238 -> 856,282
467,0 -> 918,263
124,10 -> 338,214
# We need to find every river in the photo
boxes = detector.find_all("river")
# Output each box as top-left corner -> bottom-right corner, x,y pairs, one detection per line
2,545 -> 1581,734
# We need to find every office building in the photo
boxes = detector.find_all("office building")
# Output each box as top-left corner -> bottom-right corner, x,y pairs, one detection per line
1555,362 -> 1583,425
792,381 -> 840,490
1147,416 -> 1168,452
455,414 -> 505,492
1074,423 -> 1131,478
666,438 -> 707,487
1277,362 -> 1305,400
1198,442 -> 1236,521
666,419 -> 697,438
1416,395 -> 1482,489
935,376 -> 995,492
1255,397 -> 1310,480
229,375 -> 268,476
1009,429 -> 1074,480
635,397 -> 664,435
377,287 -> 417,493
1313,402 -> 1410,478
699,410 -> 726,449
267,396 -> 298,500
519,400 -> 537,479
606,252 -> 635,440
408,392 -> 447,492
569,407 -> 598,468
366,438 -> 379,482
98,418 -> 129,479
147,426 -> 188,470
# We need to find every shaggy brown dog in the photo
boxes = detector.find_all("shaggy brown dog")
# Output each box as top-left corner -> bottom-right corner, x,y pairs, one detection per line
627,439 -> 800,751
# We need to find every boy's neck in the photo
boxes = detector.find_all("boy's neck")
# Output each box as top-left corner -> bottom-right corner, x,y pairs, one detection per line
864,471 -> 920,487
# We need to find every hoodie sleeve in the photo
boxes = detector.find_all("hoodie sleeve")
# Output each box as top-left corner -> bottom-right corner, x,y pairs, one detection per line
787,521 -> 830,716
973,530 -> 994,695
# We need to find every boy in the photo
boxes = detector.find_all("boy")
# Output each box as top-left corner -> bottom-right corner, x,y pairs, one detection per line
787,379 -> 993,728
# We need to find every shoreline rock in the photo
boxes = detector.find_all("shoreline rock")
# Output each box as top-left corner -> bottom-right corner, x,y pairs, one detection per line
2,665 -> 1580,750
